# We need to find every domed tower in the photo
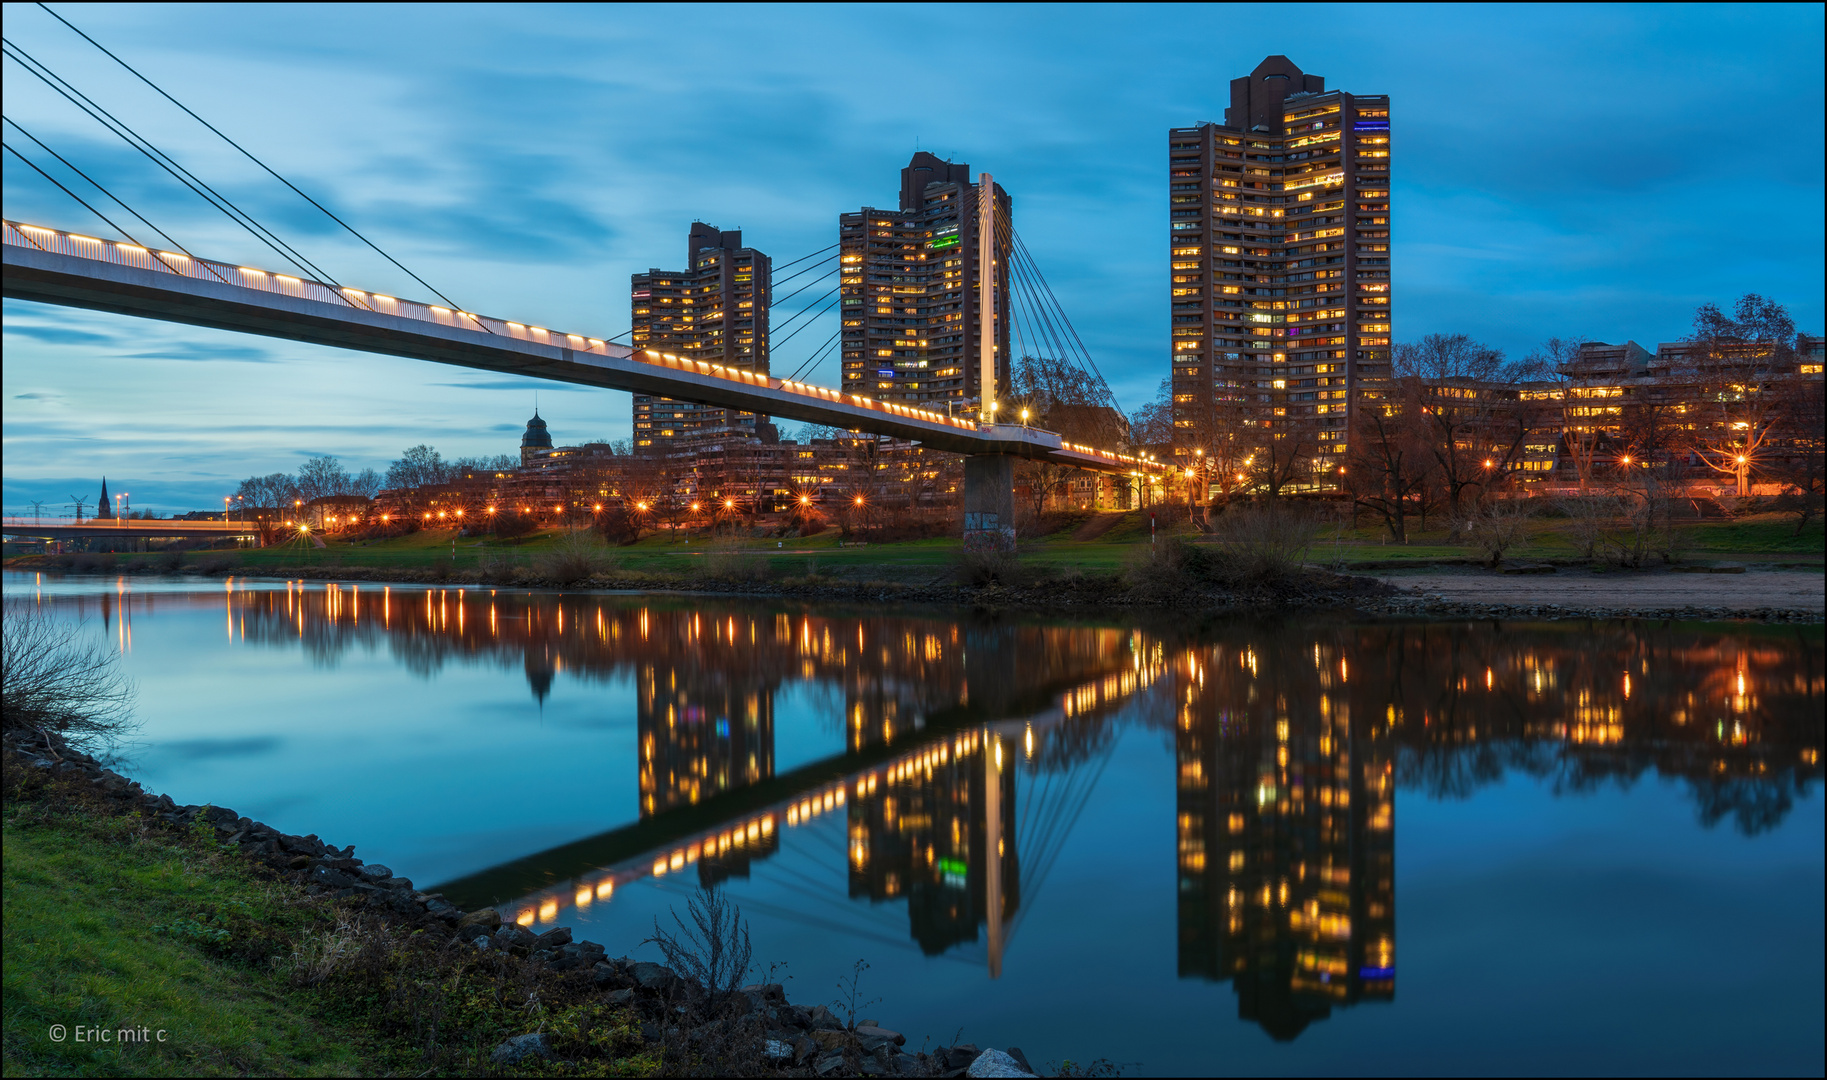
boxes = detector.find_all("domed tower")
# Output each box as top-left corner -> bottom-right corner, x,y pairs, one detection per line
519,410 -> 553,466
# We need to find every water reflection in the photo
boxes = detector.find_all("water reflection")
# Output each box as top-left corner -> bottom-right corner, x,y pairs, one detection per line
25,577 -> 1822,1046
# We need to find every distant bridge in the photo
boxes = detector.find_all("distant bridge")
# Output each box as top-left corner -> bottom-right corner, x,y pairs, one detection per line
1,516 -> 258,540
3,221 -> 1157,476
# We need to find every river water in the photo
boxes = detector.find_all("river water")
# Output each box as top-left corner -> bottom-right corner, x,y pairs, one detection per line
7,572 -> 1822,1075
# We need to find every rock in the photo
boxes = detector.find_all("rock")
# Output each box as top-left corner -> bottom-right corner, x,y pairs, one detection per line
533,925 -> 572,950
605,987 -> 636,1006
810,1030 -> 850,1051
310,865 -> 357,889
456,921 -> 493,943
457,908 -> 502,932
794,1036 -> 818,1064
808,1005 -> 842,1030
287,855 -> 312,871
764,1038 -> 794,1063
967,1049 -> 1037,1078
489,1032 -> 553,1066
741,982 -> 787,1004
856,1025 -> 906,1050
547,956 -> 583,972
945,1044 -> 983,1070
813,1050 -> 848,1076
358,864 -> 393,881
494,924 -> 537,952
629,961 -> 676,989
576,940 -> 607,963
386,877 -> 413,892
1005,1047 -> 1034,1074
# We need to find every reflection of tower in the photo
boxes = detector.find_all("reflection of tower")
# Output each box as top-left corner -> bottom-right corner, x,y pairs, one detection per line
637,663 -> 776,816
524,648 -> 555,705
1173,644 -> 1394,1040
846,732 -> 1019,959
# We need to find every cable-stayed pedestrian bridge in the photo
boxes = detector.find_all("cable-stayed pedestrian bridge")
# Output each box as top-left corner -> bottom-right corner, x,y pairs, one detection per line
3,220 -> 1157,477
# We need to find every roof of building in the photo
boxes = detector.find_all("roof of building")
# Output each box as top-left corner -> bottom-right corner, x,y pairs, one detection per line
521,410 -> 553,449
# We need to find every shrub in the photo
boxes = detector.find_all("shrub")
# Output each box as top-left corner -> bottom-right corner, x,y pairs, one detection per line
700,539 -> 770,582
2,600 -> 138,751
1454,500 -> 1533,568
644,884 -> 753,1006
534,529 -> 612,583
1207,503 -> 1321,585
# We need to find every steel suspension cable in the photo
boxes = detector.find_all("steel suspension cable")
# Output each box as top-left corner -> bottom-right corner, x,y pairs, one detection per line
3,116 -> 220,283
1014,230 -> 1113,392
37,2 -> 490,330
771,292 -> 841,353
2,40 -> 367,310
768,260 -> 838,308
784,325 -> 842,384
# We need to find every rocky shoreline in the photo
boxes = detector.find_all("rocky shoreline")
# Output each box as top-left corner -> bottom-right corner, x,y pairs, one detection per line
1360,593 -> 1823,624
15,556 -> 1819,623
3,727 -> 1061,1077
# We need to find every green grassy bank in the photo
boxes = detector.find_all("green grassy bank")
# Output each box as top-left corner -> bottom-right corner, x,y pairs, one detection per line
3,768 -> 376,1076
6,510 -> 1820,583
1,756 -> 659,1078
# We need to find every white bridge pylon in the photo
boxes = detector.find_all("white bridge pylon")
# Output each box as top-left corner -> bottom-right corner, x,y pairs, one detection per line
4,220 -> 1158,476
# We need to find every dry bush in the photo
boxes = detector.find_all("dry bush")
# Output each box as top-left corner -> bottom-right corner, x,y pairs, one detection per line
700,538 -> 770,582
2,600 -> 138,751
535,529 -> 613,583
1556,497 -> 1618,560
1454,500 -> 1534,568
644,884 -> 753,1006
1207,503 -> 1321,584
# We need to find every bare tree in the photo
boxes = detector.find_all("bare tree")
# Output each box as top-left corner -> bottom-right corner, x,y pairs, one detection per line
295,455 -> 353,502
1127,379 -> 1175,450
1395,333 -> 1534,515
1772,369 -> 1825,533
1675,295 -> 1800,497
1347,382 -> 1434,542
1526,336 -> 1605,491
385,445 -> 454,491
2,600 -> 138,752
644,884 -> 753,1005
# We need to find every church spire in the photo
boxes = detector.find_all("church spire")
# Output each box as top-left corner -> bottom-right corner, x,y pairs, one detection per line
96,476 -> 112,519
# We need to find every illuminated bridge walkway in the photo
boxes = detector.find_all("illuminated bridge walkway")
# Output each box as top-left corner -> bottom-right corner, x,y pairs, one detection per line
1,516 -> 258,540
3,220 -> 1156,477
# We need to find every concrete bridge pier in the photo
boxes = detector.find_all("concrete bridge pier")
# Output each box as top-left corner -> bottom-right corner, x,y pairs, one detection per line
962,454 -> 1017,552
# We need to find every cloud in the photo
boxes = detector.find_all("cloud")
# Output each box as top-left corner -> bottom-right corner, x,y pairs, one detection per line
125,342 -> 279,363
2,323 -> 117,346
13,392 -> 62,401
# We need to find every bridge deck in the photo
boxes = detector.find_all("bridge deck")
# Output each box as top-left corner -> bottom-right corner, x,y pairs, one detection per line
4,221 -> 1156,475
1,517 -> 260,539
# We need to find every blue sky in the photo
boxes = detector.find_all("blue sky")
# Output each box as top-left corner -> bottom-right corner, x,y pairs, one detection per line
4,2 -> 1822,514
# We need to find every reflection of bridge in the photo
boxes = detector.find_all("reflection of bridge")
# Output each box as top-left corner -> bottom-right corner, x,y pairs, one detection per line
1,516 -> 257,540
84,580 -> 1821,1038
4,220 -> 1163,541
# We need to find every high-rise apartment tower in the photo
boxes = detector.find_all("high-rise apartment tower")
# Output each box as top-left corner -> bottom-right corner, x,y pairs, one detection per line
1168,56 -> 1390,469
631,224 -> 772,450
839,153 -> 1011,410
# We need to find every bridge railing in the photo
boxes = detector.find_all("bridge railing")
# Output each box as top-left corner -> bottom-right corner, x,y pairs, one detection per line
4,219 -> 624,358
0,516 -> 257,531
6,219 -> 1163,476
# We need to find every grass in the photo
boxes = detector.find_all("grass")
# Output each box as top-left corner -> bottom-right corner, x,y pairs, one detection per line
2,788 -> 370,1076
2,759 -> 664,1077
8,510 -> 1821,585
